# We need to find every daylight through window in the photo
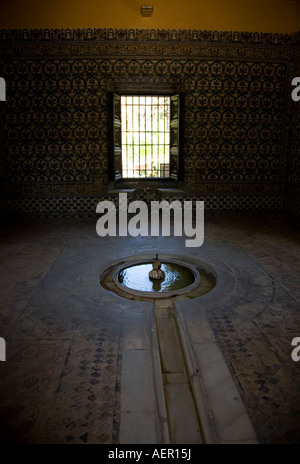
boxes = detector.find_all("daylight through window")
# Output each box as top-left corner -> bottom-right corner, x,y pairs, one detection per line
121,95 -> 170,178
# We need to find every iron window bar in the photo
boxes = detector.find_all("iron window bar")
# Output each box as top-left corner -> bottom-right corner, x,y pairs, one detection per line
121,95 -> 170,178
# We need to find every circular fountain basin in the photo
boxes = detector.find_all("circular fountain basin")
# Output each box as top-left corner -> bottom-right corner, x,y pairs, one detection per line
113,258 -> 200,298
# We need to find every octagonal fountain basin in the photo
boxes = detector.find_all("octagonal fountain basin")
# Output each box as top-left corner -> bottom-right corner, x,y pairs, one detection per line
113,257 -> 201,299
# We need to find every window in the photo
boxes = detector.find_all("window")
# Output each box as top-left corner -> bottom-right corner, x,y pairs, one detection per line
121,95 -> 170,178
111,93 -> 181,181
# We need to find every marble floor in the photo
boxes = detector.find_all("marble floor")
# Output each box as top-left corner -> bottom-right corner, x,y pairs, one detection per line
0,212 -> 299,444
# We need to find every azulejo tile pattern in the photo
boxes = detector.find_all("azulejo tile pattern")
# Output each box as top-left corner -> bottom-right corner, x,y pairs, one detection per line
287,33 -> 300,216
0,28 -> 299,215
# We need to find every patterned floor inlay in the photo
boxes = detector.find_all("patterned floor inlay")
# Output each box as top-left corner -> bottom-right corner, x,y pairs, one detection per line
0,214 -> 299,443
0,329 -> 122,444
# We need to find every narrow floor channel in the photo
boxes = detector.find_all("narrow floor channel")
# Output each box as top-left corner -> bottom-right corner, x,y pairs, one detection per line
154,299 -> 204,444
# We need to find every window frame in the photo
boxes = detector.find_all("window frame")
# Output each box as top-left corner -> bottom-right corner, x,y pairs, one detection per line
108,91 -> 184,183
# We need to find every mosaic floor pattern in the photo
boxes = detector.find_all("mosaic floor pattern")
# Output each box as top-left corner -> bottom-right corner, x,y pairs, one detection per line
0,213 -> 299,444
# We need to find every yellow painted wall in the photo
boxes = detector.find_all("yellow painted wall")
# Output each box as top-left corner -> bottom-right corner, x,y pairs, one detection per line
0,0 -> 298,33
296,0 -> 300,29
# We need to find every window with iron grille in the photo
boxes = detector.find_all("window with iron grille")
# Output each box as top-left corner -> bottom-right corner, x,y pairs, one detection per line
111,93 -> 181,181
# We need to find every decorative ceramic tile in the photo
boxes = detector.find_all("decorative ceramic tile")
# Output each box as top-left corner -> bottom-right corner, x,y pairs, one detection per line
0,28 -> 299,215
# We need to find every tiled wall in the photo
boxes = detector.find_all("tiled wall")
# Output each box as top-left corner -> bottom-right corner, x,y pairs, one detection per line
0,28 -> 298,215
286,34 -> 300,217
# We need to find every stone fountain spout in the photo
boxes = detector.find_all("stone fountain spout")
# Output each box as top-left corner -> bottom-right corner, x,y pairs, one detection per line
149,254 -> 165,280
